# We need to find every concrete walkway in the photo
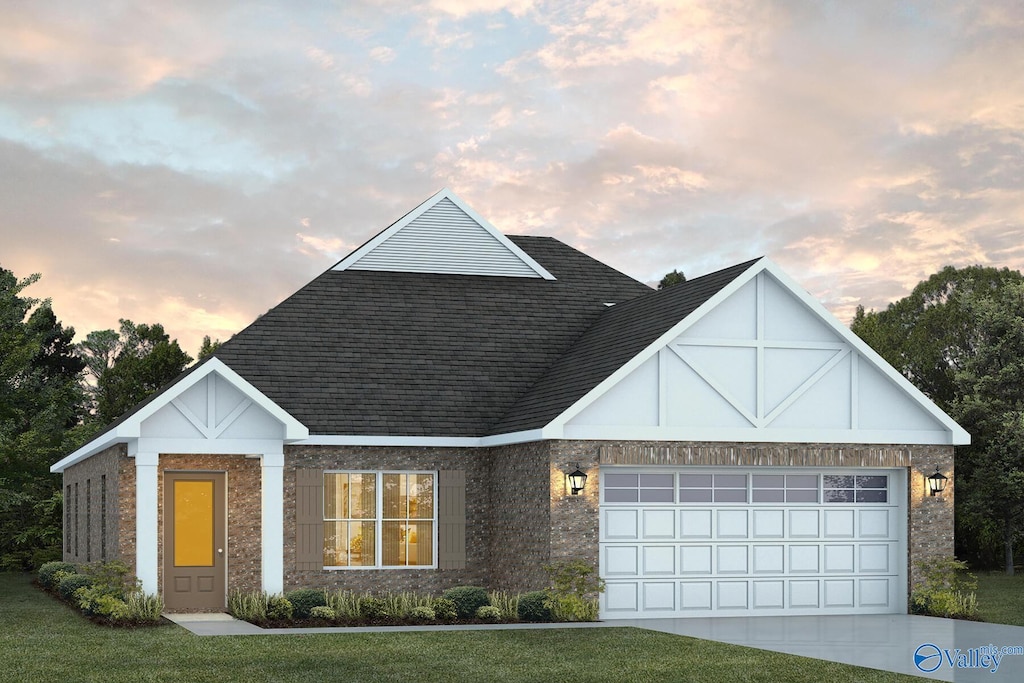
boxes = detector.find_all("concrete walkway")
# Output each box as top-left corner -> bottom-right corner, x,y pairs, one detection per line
165,612 -> 1024,681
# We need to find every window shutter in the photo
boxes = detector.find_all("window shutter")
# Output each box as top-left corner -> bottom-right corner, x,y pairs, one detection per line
295,468 -> 324,571
437,470 -> 466,570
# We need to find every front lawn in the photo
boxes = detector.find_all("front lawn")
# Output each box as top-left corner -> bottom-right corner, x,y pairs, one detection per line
976,571 -> 1024,627
0,573 -> 917,683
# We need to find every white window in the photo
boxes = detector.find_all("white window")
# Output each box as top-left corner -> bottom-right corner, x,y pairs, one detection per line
323,471 -> 436,568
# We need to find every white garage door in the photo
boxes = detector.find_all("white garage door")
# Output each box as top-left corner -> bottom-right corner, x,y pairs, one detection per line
599,468 -> 906,618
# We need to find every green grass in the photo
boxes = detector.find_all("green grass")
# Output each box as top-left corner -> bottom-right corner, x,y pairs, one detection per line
976,570 -> 1024,627
0,573 -> 916,683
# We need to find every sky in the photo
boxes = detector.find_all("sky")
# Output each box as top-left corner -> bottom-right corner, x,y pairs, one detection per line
2,0 -> 1023,357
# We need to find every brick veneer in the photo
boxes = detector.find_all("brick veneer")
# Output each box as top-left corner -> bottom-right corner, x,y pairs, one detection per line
61,444 -> 123,565
283,445 -> 491,593
64,439 -> 955,606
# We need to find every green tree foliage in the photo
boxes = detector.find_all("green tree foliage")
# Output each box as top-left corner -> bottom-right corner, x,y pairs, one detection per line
952,282 -> 1024,574
0,266 -> 88,569
197,335 -> 222,361
657,269 -> 686,290
851,265 -> 1024,570
79,320 -> 193,425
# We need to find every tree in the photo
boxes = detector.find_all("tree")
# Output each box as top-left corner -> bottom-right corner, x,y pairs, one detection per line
0,266 -> 87,569
952,283 -> 1024,574
78,320 -> 193,425
852,265 -> 1024,569
197,335 -> 222,361
658,269 -> 687,290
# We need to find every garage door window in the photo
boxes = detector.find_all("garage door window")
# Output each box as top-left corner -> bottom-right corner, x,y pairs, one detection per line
752,474 -> 818,503
604,473 -> 674,502
823,474 -> 888,503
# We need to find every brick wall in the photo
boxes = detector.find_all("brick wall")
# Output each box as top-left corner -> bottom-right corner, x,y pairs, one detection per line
61,444 -> 124,565
283,445 -> 491,594
157,454 -> 263,595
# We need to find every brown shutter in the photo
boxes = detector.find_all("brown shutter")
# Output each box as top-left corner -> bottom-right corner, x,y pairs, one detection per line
437,470 -> 466,570
295,468 -> 324,571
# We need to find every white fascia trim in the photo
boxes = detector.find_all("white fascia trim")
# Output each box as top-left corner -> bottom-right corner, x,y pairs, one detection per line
297,429 -> 549,448
50,358 -> 309,473
331,188 -> 556,280
757,259 -> 971,445
50,431 -> 121,473
548,258 -> 766,430
561,424 -> 961,446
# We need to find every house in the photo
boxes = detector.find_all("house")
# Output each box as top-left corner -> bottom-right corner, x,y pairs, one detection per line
51,188 -> 969,617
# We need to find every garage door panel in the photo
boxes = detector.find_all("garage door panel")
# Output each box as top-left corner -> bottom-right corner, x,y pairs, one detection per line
642,545 -> 676,575
823,509 -> 855,537
753,580 -> 785,609
823,544 -> 855,572
824,579 -> 855,608
717,545 -> 748,573
602,509 -> 639,540
716,510 -> 749,538
680,545 -> 712,573
789,579 -> 820,608
642,509 -> 675,539
858,509 -> 891,538
752,545 -> 785,573
680,581 -> 713,610
600,468 -> 906,618
643,582 -> 676,611
717,581 -> 749,609
789,545 -> 820,573
752,509 -> 784,538
789,509 -> 820,538
680,510 -> 712,538
604,545 -> 639,576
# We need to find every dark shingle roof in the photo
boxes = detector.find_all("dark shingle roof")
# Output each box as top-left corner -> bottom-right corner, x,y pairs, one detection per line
490,258 -> 761,432
211,236 -> 655,436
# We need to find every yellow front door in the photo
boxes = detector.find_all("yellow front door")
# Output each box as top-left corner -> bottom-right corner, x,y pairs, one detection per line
164,472 -> 226,611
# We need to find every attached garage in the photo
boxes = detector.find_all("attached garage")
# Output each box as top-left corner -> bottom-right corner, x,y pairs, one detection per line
600,467 -> 906,618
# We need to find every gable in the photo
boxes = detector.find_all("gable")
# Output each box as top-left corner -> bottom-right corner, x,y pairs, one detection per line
141,371 -> 285,440
557,261 -> 969,445
333,189 -> 554,279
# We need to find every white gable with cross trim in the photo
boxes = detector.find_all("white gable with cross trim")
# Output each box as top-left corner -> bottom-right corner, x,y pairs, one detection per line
554,258 -> 969,446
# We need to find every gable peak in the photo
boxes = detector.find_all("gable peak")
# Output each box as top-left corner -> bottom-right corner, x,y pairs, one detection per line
332,188 -> 555,279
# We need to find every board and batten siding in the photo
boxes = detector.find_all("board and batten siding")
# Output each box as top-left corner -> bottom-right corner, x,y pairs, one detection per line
346,198 -> 543,278
292,468 -> 466,570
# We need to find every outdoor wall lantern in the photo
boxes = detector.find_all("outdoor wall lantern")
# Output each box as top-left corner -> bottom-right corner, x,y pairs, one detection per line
567,464 -> 588,495
927,468 -> 949,497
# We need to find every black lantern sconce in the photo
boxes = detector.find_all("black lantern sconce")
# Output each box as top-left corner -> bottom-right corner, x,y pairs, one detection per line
566,464 -> 588,495
926,468 -> 949,497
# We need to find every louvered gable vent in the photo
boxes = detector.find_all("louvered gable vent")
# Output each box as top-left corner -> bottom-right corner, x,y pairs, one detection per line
333,189 -> 555,279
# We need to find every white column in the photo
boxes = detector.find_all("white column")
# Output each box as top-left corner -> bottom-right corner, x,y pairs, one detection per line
134,451 -> 160,595
261,451 -> 285,594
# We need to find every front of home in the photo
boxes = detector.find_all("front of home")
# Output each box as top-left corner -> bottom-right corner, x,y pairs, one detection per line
52,189 -> 967,616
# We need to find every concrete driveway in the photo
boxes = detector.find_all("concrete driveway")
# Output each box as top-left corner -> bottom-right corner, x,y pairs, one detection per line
608,614 -> 1024,681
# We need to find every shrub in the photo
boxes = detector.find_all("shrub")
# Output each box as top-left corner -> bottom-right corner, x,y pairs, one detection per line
359,596 -> 389,621
286,588 -> 328,619
442,586 -> 490,619
549,594 -> 599,622
38,561 -> 77,589
431,597 -> 458,622
488,591 -> 520,622
57,573 -> 93,602
517,591 -> 553,622
409,605 -> 437,623
327,590 -> 361,620
229,591 -> 268,622
544,559 -> 604,622
82,560 -> 135,599
125,592 -> 164,623
266,594 -> 294,621
309,606 -> 336,620
75,587 -> 129,620
910,558 -> 980,619
381,591 -> 432,619
476,605 -> 502,622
